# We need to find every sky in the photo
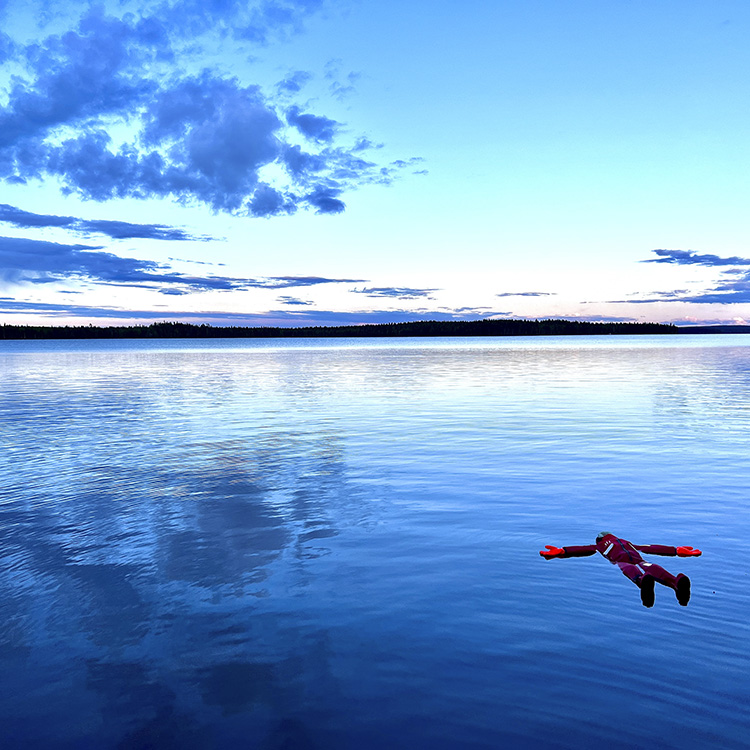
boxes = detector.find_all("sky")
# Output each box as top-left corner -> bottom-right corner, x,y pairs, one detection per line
1,0 -> 749,328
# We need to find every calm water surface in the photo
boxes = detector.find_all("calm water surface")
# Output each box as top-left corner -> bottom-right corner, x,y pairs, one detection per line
1,336 -> 749,748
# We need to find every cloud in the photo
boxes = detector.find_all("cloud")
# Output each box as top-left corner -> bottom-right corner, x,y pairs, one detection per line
0,32 -> 16,64
0,6 -> 419,217
285,105 -> 339,143
275,70 -> 313,95
0,235 -> 365,292
43,77 -> 283,211
0,298 -> 505,326
141,0 -> 327,46
677,292 -> 750,304
644,248 -> 750,267
495,291 -> 555,298
656,281 -> 750,305
329,71 -> 361,101
0,9 -> 165,162
231,0 -> 327,44
264,275 -> 366,288
352,137 -> 382,152
448,306 -> 498,313
624,249 -> 750,305
352,286 -> 439,300
0,235 -> 157,285
248,184 -> 296,218
305,185 -> 345,214
277,296 -> 313,305
0,203 -> 210,240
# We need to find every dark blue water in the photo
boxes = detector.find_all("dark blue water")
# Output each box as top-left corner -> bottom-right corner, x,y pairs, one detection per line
2,336 -> 749,748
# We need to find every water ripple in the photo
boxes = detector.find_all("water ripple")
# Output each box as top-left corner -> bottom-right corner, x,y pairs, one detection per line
2,336 -> 750,748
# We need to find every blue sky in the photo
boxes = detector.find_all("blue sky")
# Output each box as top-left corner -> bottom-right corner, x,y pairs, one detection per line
1,0 -> 749,327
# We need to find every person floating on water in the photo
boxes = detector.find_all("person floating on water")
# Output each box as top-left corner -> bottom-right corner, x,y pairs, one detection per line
539,532 -> 702,607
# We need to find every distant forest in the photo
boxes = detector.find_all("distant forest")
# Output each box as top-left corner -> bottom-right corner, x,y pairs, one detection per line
3,318 -> 750,340
0,318 -> 698,339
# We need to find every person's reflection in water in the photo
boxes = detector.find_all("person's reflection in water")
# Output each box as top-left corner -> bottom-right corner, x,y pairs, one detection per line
540,531 -> 702,607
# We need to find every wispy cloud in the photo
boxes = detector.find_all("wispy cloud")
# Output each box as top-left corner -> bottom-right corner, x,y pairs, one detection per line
495,291 -> 555,298
643,248 -> 750,267
615,249 -> 750,305
0,298 -> 505,326
275,70 -> 313,96
0,203 -> 211,241
264,276 -> 366,289
324,60 -> 361,101
0,235 -> 365,292
126,0 -> 330,46
351,286 -> 439,300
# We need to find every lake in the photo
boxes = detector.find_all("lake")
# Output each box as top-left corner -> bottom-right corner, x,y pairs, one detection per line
1,335 -> 749,749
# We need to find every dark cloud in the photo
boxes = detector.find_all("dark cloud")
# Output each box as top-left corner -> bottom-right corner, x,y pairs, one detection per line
277,296 -> 313,306
644,248 -> 750,267
285,105 -> 339,143
653,286 -> 750,305
84,219 -> 209,241
0,235 -> 365,292
680,294 -> 750,304
0,235 -> 154,285
0,203 -> 210,241
0,203 -> 72,229
0,9 -> 165,165
248,184 -> 296,218
305,185 -> 345,214
625,249 -> 750,305
495,291 -> 555,298
280,144 -> 328,178
43,77 -> 282,211
0,6 -> 419,217
352,287 -> 439,300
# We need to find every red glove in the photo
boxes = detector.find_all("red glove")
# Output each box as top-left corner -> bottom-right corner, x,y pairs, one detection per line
540,545 -> 564,559
676,546 -> 702,557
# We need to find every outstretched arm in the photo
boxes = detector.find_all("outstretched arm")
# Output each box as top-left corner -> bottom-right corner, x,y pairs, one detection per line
540,544 -> 597,559
633,544 -> 702,557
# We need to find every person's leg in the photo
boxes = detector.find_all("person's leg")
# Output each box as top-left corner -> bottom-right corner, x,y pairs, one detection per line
641,561 -> 678,588
638,562 -> 691,606
617,562 -> 654,607
617,562 -> 641,583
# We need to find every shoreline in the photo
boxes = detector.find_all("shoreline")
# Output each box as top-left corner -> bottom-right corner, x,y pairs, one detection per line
2,318 -> 749,340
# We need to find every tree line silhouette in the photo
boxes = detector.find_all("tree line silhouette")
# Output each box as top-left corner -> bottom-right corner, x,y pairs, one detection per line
0,318 -> 685,339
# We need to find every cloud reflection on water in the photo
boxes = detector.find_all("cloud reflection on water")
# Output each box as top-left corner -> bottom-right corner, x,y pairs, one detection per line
0,347 -> 368,745
3,338 -> 750,748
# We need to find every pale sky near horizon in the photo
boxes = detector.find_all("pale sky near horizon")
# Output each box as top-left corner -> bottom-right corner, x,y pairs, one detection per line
1,0 -> 749,327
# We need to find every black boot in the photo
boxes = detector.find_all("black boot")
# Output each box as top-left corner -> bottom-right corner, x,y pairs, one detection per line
675,574 -> 691,606
640,574 -> 655,608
